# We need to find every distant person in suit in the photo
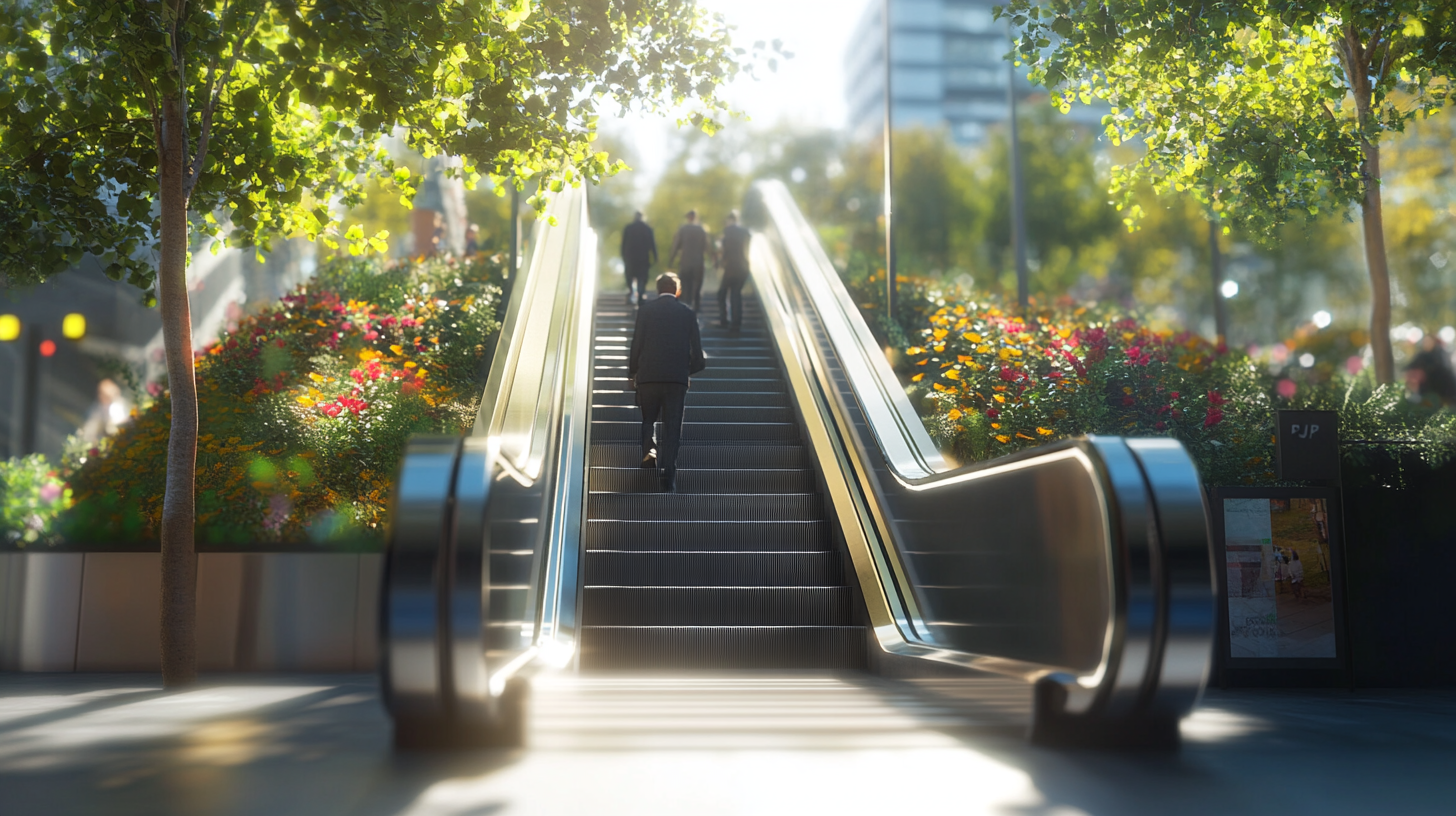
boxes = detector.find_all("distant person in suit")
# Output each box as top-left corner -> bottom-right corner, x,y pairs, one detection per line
629,272 -> 706,491
620,211 -> 658,305
668,209 -> 708,311
717,210 -> 751,331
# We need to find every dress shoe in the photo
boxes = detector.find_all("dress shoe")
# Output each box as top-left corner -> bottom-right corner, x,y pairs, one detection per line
639,452 -> 657,468
660,473 -> 676,493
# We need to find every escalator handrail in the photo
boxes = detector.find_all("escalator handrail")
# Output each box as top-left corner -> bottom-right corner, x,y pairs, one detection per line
383,184 -> 593,728
747,179 -> 1214,729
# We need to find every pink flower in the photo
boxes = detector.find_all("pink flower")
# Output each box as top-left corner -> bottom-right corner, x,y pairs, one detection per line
1277,379 -> 1298,399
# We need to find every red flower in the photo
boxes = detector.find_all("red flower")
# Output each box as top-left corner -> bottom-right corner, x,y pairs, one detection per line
320,403 -> 343,418
1204,406 -> 1224,428
1208,390 -> 1226,406
986,408 -> 1000,419
1155,421 -> 1167,430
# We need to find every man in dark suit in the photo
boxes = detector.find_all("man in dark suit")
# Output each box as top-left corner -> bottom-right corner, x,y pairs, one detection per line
629,272 -> 706,491
667,209 -> 708,311
717,210 -> 751,330
620,211 -> 658,305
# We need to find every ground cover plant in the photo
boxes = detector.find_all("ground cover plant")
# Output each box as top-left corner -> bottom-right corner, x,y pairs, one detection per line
59,253 -> 504,546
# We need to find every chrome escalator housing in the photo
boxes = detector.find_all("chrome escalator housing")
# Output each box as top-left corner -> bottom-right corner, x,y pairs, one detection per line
745,180 -> 1215,744
380,185 -> 596,746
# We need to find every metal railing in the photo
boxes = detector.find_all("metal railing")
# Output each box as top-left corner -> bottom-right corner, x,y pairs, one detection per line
380,185 -> 595,746
745,180 -> 1214,744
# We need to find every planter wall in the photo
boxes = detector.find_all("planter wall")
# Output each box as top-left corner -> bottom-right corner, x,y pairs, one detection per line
0,552 -> 380,672
1342,457 -> 1456,687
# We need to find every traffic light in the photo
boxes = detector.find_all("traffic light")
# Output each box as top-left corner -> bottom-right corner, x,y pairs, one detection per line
62,313 -> 86,340
0,314 -> 18,342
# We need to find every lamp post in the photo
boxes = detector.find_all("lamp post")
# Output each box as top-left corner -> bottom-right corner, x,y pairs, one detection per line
1007,21 -> 1029,313
882,0 -> 897,323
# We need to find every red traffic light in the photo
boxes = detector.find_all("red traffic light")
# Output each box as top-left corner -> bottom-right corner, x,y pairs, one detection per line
39,339 -> 57,357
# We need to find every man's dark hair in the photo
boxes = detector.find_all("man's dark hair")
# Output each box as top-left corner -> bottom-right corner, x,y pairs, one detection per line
633,210 -> 643,220
686,209 -> 697,220
726,210 -> 738,223
656,272 -> 681,294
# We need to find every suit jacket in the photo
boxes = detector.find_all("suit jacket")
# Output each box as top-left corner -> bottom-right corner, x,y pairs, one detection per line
669,223 -> 708,270
629,294 -> 706,386
620,220 -> 658,269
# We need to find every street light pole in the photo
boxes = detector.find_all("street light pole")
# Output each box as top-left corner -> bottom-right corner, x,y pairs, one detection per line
883,0 -> 897,322
1007,22 -> 1030,313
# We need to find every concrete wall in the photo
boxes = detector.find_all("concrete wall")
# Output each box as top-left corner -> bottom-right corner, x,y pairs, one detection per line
0,553 -> 380,672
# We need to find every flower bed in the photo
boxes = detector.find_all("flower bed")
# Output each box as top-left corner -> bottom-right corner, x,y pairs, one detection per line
56,254 -> 505,547
870,280 -> 1455,487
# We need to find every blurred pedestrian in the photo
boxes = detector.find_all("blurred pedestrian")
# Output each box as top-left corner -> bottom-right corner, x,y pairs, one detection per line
620,211 -> 658,306
668,209 -> 708,312
629,273 -> 705,492
1405,335 -> 1456,407
1289,550 -> 1306,601
81,379 -> 129,443
716,210 -> 751,331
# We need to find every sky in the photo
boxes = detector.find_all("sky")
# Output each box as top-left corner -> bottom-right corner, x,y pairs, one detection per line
601,0 -> 870,199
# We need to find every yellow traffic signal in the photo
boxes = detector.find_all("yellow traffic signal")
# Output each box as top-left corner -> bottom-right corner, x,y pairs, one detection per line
0,314 -> 19,342
62,313 -> 86,340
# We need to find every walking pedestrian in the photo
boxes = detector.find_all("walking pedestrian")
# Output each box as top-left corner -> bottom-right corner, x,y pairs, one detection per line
620,211 -> 658,306
717,211 -> 750,331
629,272 -> 706,492
668,209 -> 708,311
1289,550 -> 1306,601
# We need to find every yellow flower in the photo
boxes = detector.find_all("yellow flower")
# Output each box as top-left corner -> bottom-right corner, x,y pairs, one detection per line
995,435 -> 1011,444
907,346 -> 925,355
993,394 -> 1005,403
947,409 -> 963,420
390,344 -> 405,356
998,348 -> 1012,360
964,332 -> 983,343
1037,427 -> 1054,436
296,396 -> 316,407
945,369 -> 961,380
911,373 -> 924,382
308,372 -> 324,382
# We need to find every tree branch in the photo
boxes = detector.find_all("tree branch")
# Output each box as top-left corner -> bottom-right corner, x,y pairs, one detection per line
185,6 -> 263,197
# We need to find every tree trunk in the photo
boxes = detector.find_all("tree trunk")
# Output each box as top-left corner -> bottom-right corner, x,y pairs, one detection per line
1209,219 -> 1228,342
1361,141 -> 1396,385
158,94 -> 198,687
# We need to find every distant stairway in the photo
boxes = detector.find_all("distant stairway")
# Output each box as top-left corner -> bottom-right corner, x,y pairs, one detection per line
578,291 -> 866,670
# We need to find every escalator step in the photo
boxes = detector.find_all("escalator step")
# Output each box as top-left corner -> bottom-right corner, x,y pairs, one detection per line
593,376 -> 783,393
590,443 -> 809,469
594,365 -> 780,380
591,406 -> 793,424
591,420 -> 798,442
578,626 -> 866,670
589,467 -> 814,494
583,551 -> 841,587
591,391 -> 790,408
584,520 -> 830,551
587,492 -> 822,521
580,586 -> 855,626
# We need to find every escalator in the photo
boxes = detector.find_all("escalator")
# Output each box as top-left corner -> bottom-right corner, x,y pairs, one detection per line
379,181 -> 1215,749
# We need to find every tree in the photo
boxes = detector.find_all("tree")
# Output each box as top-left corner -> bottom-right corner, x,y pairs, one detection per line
999,0 -> 1456,383
0,0 -> 750,686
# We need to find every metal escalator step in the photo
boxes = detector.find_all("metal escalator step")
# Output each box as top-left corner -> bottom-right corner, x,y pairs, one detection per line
590,405 -> 792,424
594,365 -> 779,379
589,467 -> 814,494
580,586 -> 855,626
583,551 -> 841,587
590,443 -> 809,469
584,519 -> 829,551
590,391 -> 789,408
587,492 -> 821,521
578,626 -> 866,670
591,421 -> 798,443
592,377 -> 782,393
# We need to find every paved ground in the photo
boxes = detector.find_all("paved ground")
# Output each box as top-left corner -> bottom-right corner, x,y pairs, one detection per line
1,671 -> 1454,815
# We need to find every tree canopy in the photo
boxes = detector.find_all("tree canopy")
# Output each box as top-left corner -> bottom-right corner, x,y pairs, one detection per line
996,0 -> 1456,381
0,0 -> 754,293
